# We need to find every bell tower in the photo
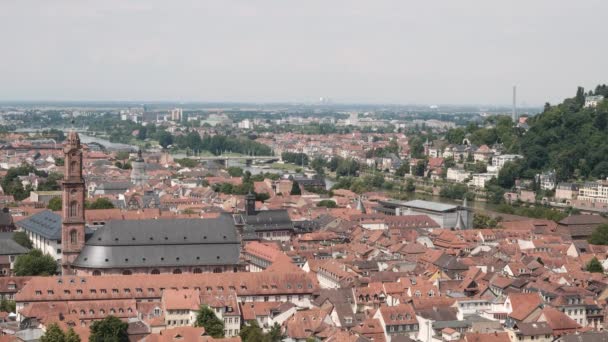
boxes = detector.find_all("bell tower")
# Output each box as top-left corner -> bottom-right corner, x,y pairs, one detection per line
61,130 -> 86,273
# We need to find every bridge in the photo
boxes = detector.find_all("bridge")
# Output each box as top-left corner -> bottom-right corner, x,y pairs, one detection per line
191,155 -> 279,163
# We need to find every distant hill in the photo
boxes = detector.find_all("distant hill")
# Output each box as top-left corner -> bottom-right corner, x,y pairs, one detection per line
519,85 -> 608,181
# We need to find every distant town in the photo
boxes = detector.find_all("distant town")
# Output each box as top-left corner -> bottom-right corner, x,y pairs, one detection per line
1,86 -> 608,342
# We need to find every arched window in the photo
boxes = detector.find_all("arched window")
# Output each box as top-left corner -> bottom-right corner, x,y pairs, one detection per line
173,269 -> 182,274
70,230 -> 78,245
193,268 -> 202,274
70,160 -> 78,174
69,201 -> 79,217
92,270 -> 101,276
122,270 -> 132,276
151,269 -> 160,275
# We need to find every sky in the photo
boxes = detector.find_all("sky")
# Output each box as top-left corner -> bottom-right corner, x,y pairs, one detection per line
0,0 -> 606,106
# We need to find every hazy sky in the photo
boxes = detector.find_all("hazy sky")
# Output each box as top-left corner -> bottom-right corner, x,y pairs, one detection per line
1,1 -> 606,105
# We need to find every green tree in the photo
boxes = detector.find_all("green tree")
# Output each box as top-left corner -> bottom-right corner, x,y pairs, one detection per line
268,322 -> 283,342
587,257 -> 604,273
473,213 -> 499,228
12,231 -> 33,249
48,196 -> 62,211
195,305 -> 225,338
240,320 -> 266,342
290,181 -> 302,195
157,131 -> 174,149
317,200 -> 337,208
86,198 -> 115,210
0,298 -> 16,313
89,316 -> 128,342
174,158 -> 198,168
589,224 -> 608,245
227,167 -> 244,177
395,163 -> 410,177
115,151 -> 130,162
413,160 -> 426,177
497,161 -> 521,189
255,192 -> 270,202
13,249 -> 58,276
405,178 -> 416,192
41,324 -> 67,342
65,327 -> 80,342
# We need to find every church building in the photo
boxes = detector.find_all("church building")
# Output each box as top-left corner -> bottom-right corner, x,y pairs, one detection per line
58,131 -> 244,276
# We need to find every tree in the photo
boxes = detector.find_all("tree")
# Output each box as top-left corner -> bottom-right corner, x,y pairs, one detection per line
240,320 -> 266,342
40,324 -> 81,342
473,213 -> 499,229
255,192 -> 270,202
413,160 -> 426,177
395,163 -> 410,177
587,257 -> 604,273
89,316 -> 128,342
268,322 -> 283,342
227,167 -> 244,177
86,198 -> 115,210
157,131 -> 174,149
115,151 -> 130,162
48,196 -> 62,211
290,182 -> 302,195
497,161 -> 521,189
405,178 -> 416,193
239,320 -> 282,342
589,224 -> 608,245
65,328 -> 81,342
195,305 -> 225,338
317,200 -> 337,208
174,158 -> 198,168
13,249 -> 58,276
0,298 -> 15,313
12,231 -> 32,249
41,324 -> 67,342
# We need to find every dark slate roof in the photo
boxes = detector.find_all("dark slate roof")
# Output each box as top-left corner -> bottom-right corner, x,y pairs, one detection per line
415,307 -> 458,321
15,210 -> 62,240
0,208 -> 13,226
73,213 -> 241,269
97,181 -> 132,190
0,237 -> 29,255
244,209 -> 293,232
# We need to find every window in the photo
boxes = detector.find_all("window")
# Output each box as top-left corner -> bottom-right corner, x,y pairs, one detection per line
70,229 -> 78,245
69,201 -> 79,218
122,270 -> 132,276
193,268 -> 202,274
151,269 -> 160,275
92,270 -> 101,276
173,269 -> 182,274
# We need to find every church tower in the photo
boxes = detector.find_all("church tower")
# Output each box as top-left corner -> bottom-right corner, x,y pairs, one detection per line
130,148 -> 147,186
61,131 -> 86,273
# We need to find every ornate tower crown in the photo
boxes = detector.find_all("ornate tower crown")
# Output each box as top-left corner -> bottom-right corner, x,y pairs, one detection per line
64,130 -> 81,152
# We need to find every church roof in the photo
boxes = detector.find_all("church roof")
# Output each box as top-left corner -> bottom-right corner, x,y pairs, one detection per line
244,209 -> 294,232
72,213 -> 241,269
16,210 -> 62,240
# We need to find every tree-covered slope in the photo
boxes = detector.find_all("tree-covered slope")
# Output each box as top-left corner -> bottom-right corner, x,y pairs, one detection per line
519,85 -> 608,181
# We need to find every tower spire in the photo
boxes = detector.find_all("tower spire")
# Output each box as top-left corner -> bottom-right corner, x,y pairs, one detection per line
61,128 -> 85,274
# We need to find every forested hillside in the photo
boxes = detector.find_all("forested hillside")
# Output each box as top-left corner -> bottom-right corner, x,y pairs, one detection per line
519,85 -> 608,181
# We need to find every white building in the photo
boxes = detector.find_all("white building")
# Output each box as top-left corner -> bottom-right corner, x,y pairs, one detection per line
446,168 -> 471,183
492,154 -> 523,169
585,95 -> 604,108
15,211 -> 63,262
469,173 -> 495,189
578,181 -> 608,204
